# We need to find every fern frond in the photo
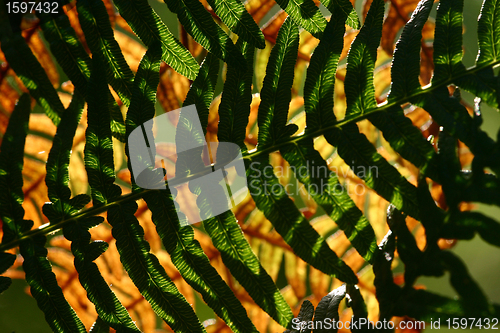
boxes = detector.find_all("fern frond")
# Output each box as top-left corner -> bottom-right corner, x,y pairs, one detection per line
84,58 -> 122,206
386,205 -> 486,321
0,32 -> 64,125
432,0 -> 466,83
38,13 -> 91,97
321,0 -> 360,29
413,89 -> 495,158
441,211 -> 500,247
209,40 -> 295,326
281,141 -> 378,262
301,6 -> 422,220
180,51 -> 294,327
456,0 -> 500,108
0,253 -> 15,293
476,0 -> 500,65
0,94 -> 86,333
164,0 -> 245,66
456,69 -> 499,109
70,230 -> 141,332
41,90 -> 96,298
89,317 -> 110,333
327,104 -> 421,220
247,156 -> 358,283
273,0 -> 327,39
79,54 -> 142,332
313,284 -> 346,333
384,204 -> 499,321
416,175 -> 445,246
143,191 -> 260,332
303,13 -> 345,131
388,0 -> 433,101
77,0 -> 135,106
254,17 -> 357,283
397,289 -> 496,321
368,108 -> 439,181
345,0 -> 438,180
126,53 -> 258,332
3,0 -> 500,330
38,12 -> 126,141
108,204 -> 207,333
440,251 -> 490,316
386,206 -> 422,287
182,53 -> 220,131
22,243 -> 87,333
88,49 -> 205,332
201,210 -> 294,327
372,230 -> 399,321
205,0 -> 265,48
112,0 -> 199,80
344,0 -> 383,118
346,284 -> 368,327
44,91 -> 86,219
177,104 -> 294,328
283,300 -> 314,333
0,94 -> 32,243
257,17 -> 299,149
125,44 -> 169,132
217,39 -> 255,150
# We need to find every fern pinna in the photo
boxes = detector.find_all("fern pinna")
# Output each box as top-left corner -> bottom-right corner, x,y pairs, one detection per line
0,0 -> 500,331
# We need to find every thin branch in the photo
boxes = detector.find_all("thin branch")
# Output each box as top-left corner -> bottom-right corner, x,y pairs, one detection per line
1,59 -> 499,251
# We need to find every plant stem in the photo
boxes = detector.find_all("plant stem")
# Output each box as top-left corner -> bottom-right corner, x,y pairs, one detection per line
1,60 -> 498,252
